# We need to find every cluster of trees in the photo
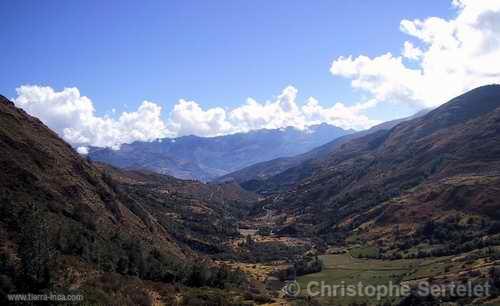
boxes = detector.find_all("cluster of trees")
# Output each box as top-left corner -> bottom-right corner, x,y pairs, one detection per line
381,219 -> 500,259
0,202 -> 55,302
0,200 -> 246,304
68,225 -> 244,289
294,256 -> 322,277
235,235 -> 310,263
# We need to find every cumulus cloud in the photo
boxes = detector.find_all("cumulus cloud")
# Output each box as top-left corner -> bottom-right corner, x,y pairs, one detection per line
402,41 -> 423,60
13,85 -> 378,148
330,0 -> 500,108
168,99 -> 234,137
168,85 -> 378,136
14,85 -> 171,149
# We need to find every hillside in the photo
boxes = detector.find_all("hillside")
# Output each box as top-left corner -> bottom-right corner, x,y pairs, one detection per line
0,95 -> 262,305
88,124 -> 353,181
218,109 -> 429,189
3,84 -> 500,305
255,85 -> 500,257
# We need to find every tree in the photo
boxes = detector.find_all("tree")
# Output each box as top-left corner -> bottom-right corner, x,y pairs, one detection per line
17,203 -> 54,290
245,235 -> 254,247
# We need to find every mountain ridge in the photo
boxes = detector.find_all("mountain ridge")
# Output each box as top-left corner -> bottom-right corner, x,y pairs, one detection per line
0,95 -> 260,303
255,84 -> 500,256
217,108 -> 431,188
88,123 -> 353,181
2,84 -> 500,305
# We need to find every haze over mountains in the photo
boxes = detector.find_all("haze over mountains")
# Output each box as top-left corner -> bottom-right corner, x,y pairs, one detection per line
88,124 -> 353,181
86,110 -> 432,183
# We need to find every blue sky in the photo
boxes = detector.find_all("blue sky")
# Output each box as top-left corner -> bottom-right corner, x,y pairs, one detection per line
2,1 -> 452,117
3,0 -> 499,148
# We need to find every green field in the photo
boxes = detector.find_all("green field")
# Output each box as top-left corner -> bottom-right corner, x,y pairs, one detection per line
349,246 -> 380,258
295,253 -> 466,305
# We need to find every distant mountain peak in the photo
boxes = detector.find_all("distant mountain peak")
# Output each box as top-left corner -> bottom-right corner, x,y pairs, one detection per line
88,123 -> 353,181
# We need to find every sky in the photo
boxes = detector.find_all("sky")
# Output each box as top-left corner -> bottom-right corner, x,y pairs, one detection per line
2,0 -> 500,149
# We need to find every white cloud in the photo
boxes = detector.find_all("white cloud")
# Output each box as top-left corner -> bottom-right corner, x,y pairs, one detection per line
13,85 -> 378,148
174,86 -> 378,136
168,99 -> 234,137
331,0 -> 500,108
402,41 -> 423,60
228,86 -> 307,131
76,146 -> 89,155
14,85 -> 171,149
11,0 -> 500,150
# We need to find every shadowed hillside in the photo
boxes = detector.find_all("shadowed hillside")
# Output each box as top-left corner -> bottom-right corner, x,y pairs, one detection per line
253,85 -> 500,257
0,95 -> 263,305
219,109 -> 429,190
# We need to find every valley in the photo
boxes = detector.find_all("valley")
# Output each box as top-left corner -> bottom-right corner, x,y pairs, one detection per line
5,0 -> 500,304
2,85 -> 500,305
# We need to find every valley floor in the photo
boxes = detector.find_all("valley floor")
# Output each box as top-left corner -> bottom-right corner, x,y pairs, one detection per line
296,251 -> 500,305
216,204 -> 500,306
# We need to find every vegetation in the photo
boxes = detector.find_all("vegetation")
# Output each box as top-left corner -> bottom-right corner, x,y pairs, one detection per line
350,246 -> 380,259
3,86 -> 500,305
0,198 -> 248,303
297,251 -> 500,306
232,236 -> 312,263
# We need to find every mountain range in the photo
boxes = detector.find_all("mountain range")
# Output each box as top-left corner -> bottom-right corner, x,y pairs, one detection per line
250,84 -> 500,257
88,124 -> 353,181
216,109 -> 430,188
2,84 -> 500,305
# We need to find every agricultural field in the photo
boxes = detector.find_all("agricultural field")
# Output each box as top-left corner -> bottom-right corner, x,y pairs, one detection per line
295,248 -> 500,306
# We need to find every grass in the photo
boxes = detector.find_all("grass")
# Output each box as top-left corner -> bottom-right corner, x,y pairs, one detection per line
295,253 -> 480,306
296,254 -> 411,305
350,246 -> 380,258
